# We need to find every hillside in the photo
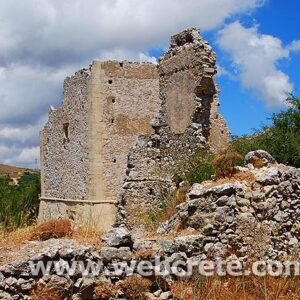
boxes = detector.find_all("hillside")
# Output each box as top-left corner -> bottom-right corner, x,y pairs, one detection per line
0,163 -> 35,177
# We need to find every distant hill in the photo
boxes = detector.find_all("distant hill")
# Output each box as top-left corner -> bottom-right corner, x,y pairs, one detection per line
0,164 -> 36,177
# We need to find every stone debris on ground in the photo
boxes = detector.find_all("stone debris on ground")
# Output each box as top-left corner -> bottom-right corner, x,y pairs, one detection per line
1,150 -> 299,299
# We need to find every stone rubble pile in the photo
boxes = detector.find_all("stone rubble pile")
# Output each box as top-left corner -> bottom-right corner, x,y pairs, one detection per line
158,150 -> 300,260
1,150 -> 299,299
0,230 -> 206,299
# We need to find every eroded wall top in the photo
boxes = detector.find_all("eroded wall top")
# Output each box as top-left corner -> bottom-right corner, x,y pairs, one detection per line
120,28 -> 230,226
40,68 -> 91,202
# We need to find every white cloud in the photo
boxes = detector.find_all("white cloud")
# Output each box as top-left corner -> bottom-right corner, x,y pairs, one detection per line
0,0 -> 265,167
2,146 -> 40,168
98,49 -> 158,64
0,0 -> 265,66
0,62 -> 84,167
15,147 -> 40,165
0,145 -> 16,160
0,118 -> 47,146
217,21 -> 293,108
288,40 -> 300,52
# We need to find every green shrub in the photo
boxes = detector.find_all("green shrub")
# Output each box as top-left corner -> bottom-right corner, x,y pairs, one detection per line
230,94 -> 300,168
185,148 -> 215,185
0,172 -> 40,230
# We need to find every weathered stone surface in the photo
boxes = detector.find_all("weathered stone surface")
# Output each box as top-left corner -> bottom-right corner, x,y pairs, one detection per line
245,150 -> 276,165
39,28 -> 230,230
76,278 -> 97,299
121,28 -> 230,226
0,290 -> 13,300
46,275 -> 73,298
102,227 -> 133,248
39,61 -> 160,230
157,152 -> 300,261
100,247 -> 132,262
189,183 -> 242,199
256,167 -> 280,185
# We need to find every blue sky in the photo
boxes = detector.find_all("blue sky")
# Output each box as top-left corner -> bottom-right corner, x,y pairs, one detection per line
0,0 -> 299,167
211,0 -> 300,135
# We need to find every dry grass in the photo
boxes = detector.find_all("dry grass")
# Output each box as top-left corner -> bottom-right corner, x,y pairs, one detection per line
0,163 -> 28,176
119,276 -> 152,299
204,169 -> 256,189
30,219 -> 73,241
134,249 -> 155,260
94,282 -> 120,299
143,184 -> 190,235
30,283 -> 63,300
212,151 -> 243,178
0,226 -> 32,265
95,276 -> 152,300
0,220 -> 103,265
251,156 -> 268,168
71,224 -> 102,247
171,275 -> 300,300
163,184 -> 190,221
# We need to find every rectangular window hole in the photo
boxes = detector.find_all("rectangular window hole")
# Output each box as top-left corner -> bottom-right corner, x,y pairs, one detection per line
63,123 -> 69,140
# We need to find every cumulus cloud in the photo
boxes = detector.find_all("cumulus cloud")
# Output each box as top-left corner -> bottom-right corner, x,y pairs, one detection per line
0,0 -> 265,66
288,40 -> 300,52
0,0 -> 265,167
98,49 -> 158,64
217,21 -> 293,108
0,145 -> 40,167
0,64 -> 78,126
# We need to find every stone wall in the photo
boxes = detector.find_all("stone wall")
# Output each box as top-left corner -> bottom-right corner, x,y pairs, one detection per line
39,28 -> 230,230
157,151 -> 300,261
39,69 -> 91,221
39,62 -> 160,230
96,61 -> 159,202
87,61 -> 160,229
120,29 -> 230,226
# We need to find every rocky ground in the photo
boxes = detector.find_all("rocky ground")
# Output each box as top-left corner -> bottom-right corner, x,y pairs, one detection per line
0,150 -> 299,299
158,150 -> 300,260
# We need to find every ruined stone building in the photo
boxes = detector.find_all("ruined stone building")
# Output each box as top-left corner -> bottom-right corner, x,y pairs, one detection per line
39,28 -> 230,230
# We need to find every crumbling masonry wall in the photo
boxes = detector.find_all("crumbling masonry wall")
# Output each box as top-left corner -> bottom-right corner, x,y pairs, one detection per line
39,28 -> 230,230
119,29 -> 230,226
39,61 -> 160,230
39,69 -> 91,221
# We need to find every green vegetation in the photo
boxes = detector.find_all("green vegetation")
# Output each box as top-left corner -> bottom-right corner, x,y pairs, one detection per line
0,172 -> 40,230
230,94 -> 300,167
185,148 -> 215,185
185,94 -> 300,186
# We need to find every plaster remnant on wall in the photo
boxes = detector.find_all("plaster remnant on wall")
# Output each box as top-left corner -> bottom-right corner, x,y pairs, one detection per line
39,28 -> 229,230
119,28 -> 230,226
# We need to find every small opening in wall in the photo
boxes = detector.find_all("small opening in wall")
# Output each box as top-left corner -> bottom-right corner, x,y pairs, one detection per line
112,98 -> 116,104
149,188 -> 155,196
108,79 -> 113,84
63,123 -> 69,140
111,118 -> 115,124
186,33 -> 194,43
119,62 -> 123,67
113,158 -> 117,163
